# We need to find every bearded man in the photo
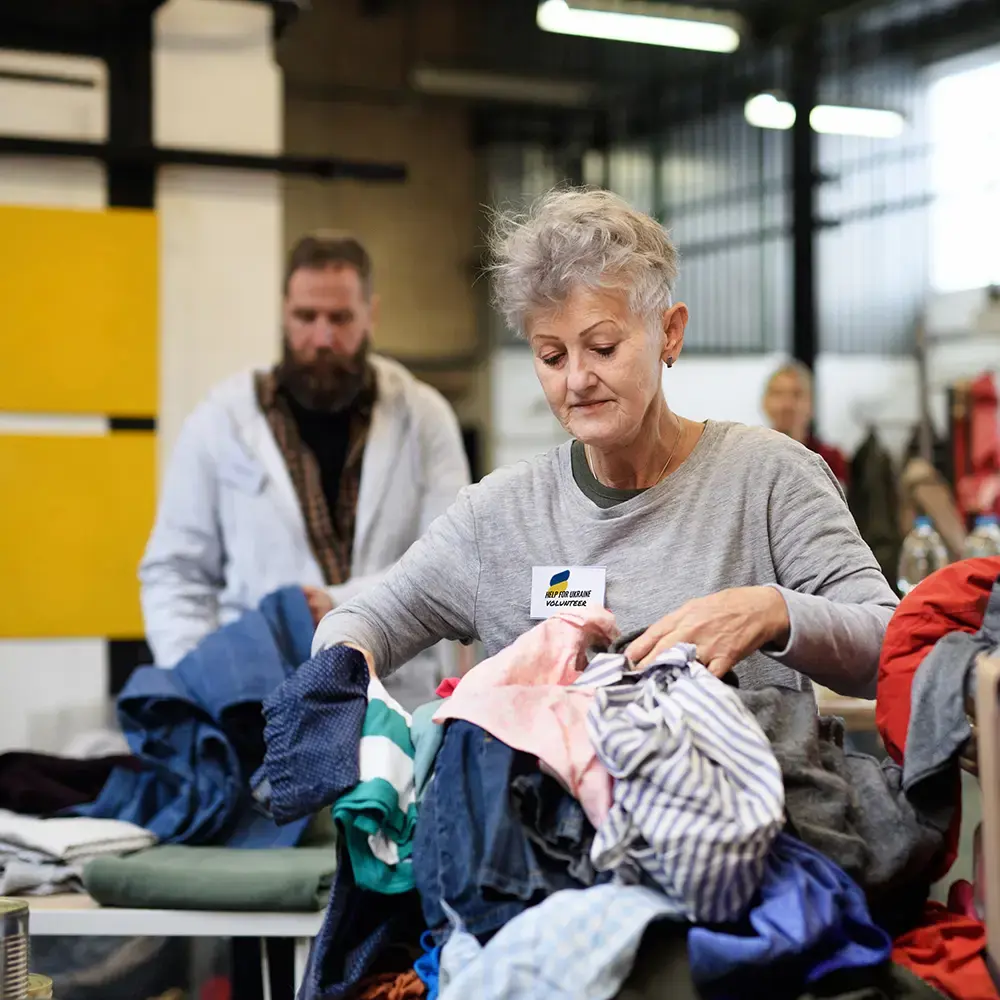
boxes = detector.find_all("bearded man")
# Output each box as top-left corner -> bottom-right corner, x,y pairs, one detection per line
140,233 -> 470,707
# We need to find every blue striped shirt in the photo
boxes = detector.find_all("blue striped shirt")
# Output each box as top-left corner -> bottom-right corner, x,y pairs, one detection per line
586,643 -> 785,922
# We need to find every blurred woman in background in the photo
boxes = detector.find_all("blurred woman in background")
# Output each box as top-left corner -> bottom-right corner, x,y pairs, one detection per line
763,361 -> 850,489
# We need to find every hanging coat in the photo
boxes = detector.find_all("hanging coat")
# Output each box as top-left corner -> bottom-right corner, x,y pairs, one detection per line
848,431 -> 902,591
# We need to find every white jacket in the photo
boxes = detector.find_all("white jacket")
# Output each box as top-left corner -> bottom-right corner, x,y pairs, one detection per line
139,354 -> 471,708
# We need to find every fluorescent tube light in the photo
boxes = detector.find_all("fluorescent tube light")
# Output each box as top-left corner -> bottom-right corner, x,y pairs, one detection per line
809,104 -> 905,139
744,93 -> 906,139
744,93 -> 796,130
537,0 -> 741,53
411,66 -> 593,107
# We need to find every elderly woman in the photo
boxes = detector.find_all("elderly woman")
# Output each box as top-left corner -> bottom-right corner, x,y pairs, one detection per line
314,188 -> 897,697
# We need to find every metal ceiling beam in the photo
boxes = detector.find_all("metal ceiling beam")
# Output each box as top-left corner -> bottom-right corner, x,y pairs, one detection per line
0,134 -> 408,181
0,0 -> 167,52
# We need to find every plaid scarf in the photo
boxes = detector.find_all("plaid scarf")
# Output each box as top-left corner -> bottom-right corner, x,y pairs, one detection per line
254,365 -> 375,585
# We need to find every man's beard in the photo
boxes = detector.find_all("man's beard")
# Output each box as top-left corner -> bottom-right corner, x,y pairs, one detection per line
278,336 -> 370,413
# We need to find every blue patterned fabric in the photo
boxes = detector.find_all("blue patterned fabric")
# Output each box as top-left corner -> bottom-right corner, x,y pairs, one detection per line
77,587 -> 314,847
299,847 -> 425,1000
260,644 -> 426,998
688,833 -> 892,992
257,645 -> 370,826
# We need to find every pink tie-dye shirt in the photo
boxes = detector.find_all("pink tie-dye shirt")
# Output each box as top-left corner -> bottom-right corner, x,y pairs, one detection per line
432,608 -> 618,827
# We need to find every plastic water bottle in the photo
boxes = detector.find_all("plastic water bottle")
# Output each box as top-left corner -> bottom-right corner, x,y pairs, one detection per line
897,516 -> 949,595
963,513 -> 1000,559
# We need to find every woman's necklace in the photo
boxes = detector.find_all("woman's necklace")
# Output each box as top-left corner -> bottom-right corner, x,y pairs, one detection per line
585,415 -> 684,489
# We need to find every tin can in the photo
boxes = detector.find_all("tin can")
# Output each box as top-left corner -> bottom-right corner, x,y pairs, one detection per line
27,974 -> 53,998
0,898 -> 29,999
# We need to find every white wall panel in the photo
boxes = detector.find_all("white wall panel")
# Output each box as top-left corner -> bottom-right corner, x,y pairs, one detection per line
154,0 -> 284,470
0,51 -> 109,753
154,0 -> 281,154
0,641 -> 109,754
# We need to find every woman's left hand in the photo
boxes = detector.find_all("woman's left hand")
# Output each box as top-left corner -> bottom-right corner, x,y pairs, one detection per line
624,586 -> 790,677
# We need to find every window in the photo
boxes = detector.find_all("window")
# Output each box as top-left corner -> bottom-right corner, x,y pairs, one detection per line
928,53 -> 1000,293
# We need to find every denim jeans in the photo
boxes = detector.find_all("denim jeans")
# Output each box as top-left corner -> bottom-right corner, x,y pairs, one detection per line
509,770 -> 609,887
413,721 -> 588,943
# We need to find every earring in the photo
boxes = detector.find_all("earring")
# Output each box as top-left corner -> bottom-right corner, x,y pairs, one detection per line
666,356 -> 674,368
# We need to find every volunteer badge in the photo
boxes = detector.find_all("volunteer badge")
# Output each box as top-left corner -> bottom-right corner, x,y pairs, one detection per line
530,566 -> 607,619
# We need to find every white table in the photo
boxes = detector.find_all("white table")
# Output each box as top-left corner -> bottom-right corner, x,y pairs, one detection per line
814,690 -> 877,732
27,894 -> 324,997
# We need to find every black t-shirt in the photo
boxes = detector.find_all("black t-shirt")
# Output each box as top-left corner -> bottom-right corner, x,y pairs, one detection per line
283,390 -> 352,515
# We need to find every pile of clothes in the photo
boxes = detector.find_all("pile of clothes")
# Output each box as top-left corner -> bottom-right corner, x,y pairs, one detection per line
0,586 -> 341,912
258,606 -> 983,1000
0,804 -> 155,896
77,586 -> 317,849
0,587 -> 333,999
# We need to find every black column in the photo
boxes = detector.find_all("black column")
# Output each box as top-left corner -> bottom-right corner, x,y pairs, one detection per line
104,13 -> 156,687
104,11 -> 155,208
790,25 -> 819,372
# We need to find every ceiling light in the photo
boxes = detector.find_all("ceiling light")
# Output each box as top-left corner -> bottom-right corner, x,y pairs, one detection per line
809,104 -> 905,139
744,93 -> 906,139
410,66 -> 593,107
744,93 -> 796,130
536,0 -> 741,53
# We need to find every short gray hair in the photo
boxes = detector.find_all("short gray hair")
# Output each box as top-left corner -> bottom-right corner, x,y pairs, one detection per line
487,187 -> 679,335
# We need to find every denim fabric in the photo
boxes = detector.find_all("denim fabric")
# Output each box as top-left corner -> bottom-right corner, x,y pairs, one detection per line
412,721 -> 586,944
77,587 -> 314,847
508,771 -> 607,886
688,834 -> 892,994
300,844 -> 425,1000
258,645 -> 370,826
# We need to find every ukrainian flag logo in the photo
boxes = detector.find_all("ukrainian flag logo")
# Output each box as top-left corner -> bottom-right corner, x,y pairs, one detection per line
546,570 -> 570,598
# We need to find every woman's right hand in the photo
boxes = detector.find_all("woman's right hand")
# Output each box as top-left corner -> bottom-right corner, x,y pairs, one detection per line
624,586 -> 790,677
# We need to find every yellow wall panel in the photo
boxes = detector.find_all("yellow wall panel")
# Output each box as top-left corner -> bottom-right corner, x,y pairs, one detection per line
0,205 -> 157,414
0,433 -> 155,638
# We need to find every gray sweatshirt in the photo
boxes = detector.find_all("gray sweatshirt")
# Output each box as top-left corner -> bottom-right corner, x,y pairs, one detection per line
314,420 -> 898,697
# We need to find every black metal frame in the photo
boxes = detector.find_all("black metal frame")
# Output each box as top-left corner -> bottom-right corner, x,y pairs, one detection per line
0,135 -> 409,183
790,25 -> 819,373
0,3 -> 408,190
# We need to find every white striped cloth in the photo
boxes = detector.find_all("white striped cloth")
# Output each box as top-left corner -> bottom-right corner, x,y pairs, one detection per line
587,643 -> 785,923
574,652 -> 629,690
331,676 -> 417,893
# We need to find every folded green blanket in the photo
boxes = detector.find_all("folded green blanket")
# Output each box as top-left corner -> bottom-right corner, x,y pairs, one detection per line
83,843 -> 338,912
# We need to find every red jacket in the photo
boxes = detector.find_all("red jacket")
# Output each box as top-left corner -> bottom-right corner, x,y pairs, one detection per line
807,436 -> 850,488
877,557 -> 1000,871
